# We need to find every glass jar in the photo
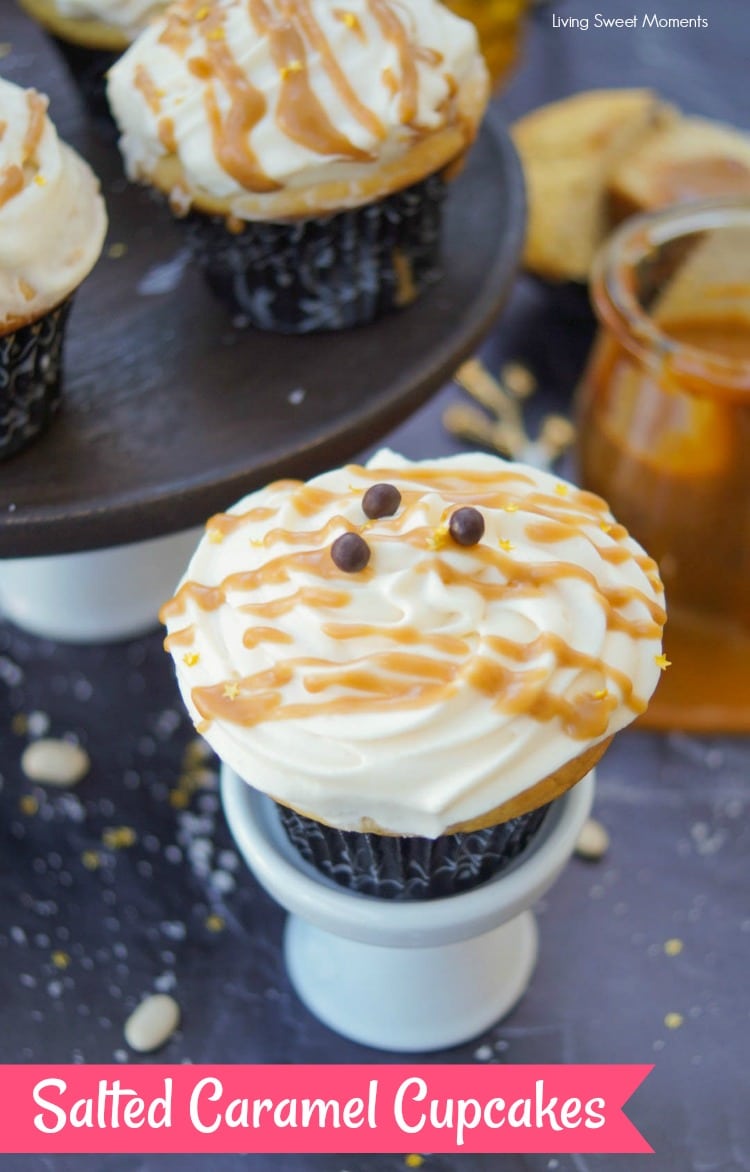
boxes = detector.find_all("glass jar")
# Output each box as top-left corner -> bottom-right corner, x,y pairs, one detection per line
444,0 -> 530,89
576,200 -> 750,732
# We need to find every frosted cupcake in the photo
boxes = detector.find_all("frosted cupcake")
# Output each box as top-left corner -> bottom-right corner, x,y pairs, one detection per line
107,0 -> 490,333
160,450 -> 667,899
0,79 -> 107,460
17,0 -> 167,125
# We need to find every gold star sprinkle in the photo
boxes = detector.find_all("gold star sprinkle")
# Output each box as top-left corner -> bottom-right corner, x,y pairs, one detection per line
34,174 -> 46,186
195,4 -> 209,17
426,526 -> 449,552
554,483 -> 569,497
169,789 -> 189,809
593,688 -> 609,700
664,1012 -> 684,1030
81,850 -> 101,871
600,521 -> 613,533
51,951 -> 70,970
655,654 -> 671,671
107,242 -> 127,260
223,682 -> 241,701
664,938 -> 684,957
183,652 -> 200,667
207,527 -> 224,544
19,795 -> 38,816
405,1158 -> 425,1169
280,59 -> 303,79
102,826 -> 137,850
207,26 -> 225,40
206,914 -> 225,933
498,539 -> 514,552
504,502 -> 519,513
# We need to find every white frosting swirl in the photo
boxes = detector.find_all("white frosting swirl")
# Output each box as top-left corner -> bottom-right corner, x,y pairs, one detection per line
107,0 -> 488,214
162,451 -> 666,837
0,79 -> 107,329
49,0 -> 166,36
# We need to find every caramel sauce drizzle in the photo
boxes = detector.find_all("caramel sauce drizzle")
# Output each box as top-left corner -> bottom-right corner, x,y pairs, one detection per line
248,0 -> 372,161
293,0 -> 385,142
164,462 -> 664,740
0,164 -> 24,210
201,12 -> 281,194
366,0 -> 418,123
0,91 -> 48,211
23,91 -> 47,164
134,64 -> 163,114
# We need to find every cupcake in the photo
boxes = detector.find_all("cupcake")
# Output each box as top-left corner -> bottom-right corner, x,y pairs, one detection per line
17,0 -> 167,125
107,0 -> 490,333
0,78 -> 107,460
160,450 -> 667,900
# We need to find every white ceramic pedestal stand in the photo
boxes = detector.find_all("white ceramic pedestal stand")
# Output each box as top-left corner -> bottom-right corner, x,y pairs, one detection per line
0,528 -> 203,642
222,766 -> 595,1052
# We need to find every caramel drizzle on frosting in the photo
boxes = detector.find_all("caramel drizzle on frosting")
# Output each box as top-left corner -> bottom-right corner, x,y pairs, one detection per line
0,90 -> 47,211
247,0 -> 373,161
147,0 -> 458,191
162,463 -> 665,741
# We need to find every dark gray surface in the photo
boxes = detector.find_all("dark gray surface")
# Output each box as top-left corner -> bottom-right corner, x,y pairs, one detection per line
2,1 -> 749,1170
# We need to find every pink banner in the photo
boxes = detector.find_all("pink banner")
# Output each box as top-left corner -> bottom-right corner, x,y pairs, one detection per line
0,1064 -> 653,1154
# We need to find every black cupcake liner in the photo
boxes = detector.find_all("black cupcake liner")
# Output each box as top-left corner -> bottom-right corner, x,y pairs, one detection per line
0,298 -> 73,462
183,173 -> 447,333
277,801 -> 551,901
50,36 -> 120,136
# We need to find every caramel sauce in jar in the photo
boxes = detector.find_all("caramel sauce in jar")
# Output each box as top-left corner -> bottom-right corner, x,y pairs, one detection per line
577,200 -> 750,732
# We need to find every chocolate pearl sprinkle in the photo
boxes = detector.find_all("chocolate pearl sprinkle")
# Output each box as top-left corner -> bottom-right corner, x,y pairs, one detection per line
362,482 -> 401,520
449,507 -> 485,547
331,532 -> 371,573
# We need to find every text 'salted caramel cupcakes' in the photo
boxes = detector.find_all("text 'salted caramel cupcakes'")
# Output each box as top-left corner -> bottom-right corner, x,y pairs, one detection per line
161,451 -> 667,900
0,78 -> 107,460
107,0 -> 490,333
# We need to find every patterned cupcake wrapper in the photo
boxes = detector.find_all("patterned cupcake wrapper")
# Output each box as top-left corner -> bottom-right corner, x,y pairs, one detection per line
277,801 -> 551,901
50,36 -> 121,135
1,298 -> 73,462
184,173 -> 447,334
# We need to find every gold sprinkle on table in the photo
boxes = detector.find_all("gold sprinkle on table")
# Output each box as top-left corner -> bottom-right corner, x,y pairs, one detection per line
206,914 -> 225,933
102,826 -> 137,850
169,789 -> 189,809
664,1012 -> 684,1030
655,654 -> 672,671
81,850 -> 102,871
0,43 -> 11,60
405,1158 -> 425,1169
51,950 -> 70,970
107,242 -> 127,260
11,713 -> 27,735
664,938 -> 684,957
19,795 -> 38,816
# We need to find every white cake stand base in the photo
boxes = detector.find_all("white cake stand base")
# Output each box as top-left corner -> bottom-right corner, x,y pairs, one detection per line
0,528 -> 202,643
221,766 -> 595,1052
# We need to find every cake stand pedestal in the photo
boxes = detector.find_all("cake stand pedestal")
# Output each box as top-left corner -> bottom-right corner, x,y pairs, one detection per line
221,767 -> 595,1052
